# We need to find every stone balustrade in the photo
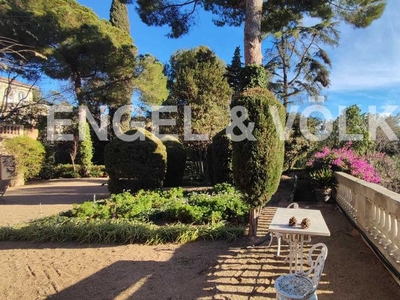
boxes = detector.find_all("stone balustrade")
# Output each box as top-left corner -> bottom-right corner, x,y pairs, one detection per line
335,171 -> 400,275
0,124 -> 24,138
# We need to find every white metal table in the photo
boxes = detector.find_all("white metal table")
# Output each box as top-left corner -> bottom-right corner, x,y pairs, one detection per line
268,207 -> 330,273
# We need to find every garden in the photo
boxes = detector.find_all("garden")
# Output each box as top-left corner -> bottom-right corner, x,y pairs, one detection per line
2,104 -> 400,245
0,184 -> 249,244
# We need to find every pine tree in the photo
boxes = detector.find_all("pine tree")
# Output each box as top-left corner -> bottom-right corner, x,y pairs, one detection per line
265,20 -> 339,108
226,46 -> 243,95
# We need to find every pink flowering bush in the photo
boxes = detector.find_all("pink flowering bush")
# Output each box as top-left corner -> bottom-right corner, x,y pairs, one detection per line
365,152 -> 400,193
307,143 -> 380,184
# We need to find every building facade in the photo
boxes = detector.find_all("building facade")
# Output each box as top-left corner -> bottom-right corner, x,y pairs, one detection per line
0,76 -> 35,106
0,76 -> 40,185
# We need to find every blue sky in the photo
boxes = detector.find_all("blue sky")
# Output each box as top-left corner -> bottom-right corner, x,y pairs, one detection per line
43,0 -> 400,118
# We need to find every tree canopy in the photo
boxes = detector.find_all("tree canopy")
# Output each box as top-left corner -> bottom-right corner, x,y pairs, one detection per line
0,0 -> 136,106
164,45 -> 231,146
131,0 -> 385,65
134,54 -> 169,106
131,0 -> 386,35
265,20 -> 340,107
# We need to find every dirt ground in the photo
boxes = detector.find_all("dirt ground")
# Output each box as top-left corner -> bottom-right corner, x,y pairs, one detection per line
0,178 -> 400,300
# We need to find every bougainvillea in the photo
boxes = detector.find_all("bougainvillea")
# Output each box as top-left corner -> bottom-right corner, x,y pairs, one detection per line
308,143 -> 380,183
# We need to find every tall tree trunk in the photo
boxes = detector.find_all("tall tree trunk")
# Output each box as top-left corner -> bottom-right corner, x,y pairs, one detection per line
244,0 -> 263,65
244,0 -> 263,237
73,71 -> 84,105
248,206 -> 262,237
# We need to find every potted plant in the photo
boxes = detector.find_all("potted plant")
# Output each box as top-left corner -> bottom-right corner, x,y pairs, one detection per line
309,168 -> 335,202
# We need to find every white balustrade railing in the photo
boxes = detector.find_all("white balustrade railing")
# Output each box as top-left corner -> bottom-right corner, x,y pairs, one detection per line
335,172 -> 400,274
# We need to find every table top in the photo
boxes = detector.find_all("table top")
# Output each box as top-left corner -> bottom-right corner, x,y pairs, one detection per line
269,207 -> 331,236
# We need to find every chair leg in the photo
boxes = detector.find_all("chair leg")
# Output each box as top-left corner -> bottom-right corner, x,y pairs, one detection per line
277,236 -> 282,256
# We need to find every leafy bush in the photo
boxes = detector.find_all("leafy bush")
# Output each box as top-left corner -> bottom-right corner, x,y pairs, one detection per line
104,128 -> 167,193
89,165 -> 106,177
164,203 -> 204,224
239,64 -> 268,90
309,168 -> 334,189
51,164 -> 105,178
70,184 -> 248,226
211,129 -> 234,184
79,122 -> 93,177
39,144 -> 57,179
231,86 -> 285,207
0,184 -> 247,245
308,143 -> 380,183
364,153 -> 400,193
73,191 -> 163,221
4,135 -> 45,181
161,135 -> 186,187
54,164 -> 80,178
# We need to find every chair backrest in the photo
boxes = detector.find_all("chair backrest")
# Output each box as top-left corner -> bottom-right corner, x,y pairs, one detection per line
304,243 -> 328,288
287,202 -> 299,209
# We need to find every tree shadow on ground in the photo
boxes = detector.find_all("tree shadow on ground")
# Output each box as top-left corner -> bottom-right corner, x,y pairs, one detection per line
1,178 -> 109,205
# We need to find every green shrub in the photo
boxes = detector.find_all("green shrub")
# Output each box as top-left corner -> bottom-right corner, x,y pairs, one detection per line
89,165 -> 106,177
161,135 -> 186,187
239,64 -> 268,90
39,144 -> 57,179
211,129 -> 234,184
188,189 -> 249,225
52,164 -> 105,178
54,164 -> 80,178
73,191 -> 160,221
4,135 -> 45,181
0,185 -> 248,244
164,203 -> 204,224
69,184 -> 248,226
104,128 -> 167,193
231,86 -> 285,207
79,122 -> 93,177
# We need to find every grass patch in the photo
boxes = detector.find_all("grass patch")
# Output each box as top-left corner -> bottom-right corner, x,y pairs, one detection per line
0,216 -> 245,244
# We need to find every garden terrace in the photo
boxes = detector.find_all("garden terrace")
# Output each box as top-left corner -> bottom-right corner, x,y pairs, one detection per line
0,177 -> 399,298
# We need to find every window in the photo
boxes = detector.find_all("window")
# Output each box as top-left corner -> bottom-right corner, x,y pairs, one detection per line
7,90 -> 14,103
18,91 -> 25,101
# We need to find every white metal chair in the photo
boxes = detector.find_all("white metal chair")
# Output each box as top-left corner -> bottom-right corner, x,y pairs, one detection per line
275,202 -> 299,256
274,243 -> 328,300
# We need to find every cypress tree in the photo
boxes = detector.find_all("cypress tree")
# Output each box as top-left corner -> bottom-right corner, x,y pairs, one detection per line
79,122 -> 93,177
110,0 -> 131,34
109,0 -> 133,134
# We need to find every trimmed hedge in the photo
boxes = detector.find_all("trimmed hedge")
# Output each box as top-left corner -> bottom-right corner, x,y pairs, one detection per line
231,86 -> 285,207
161,135 -> 186,187
50,164 -> 106,178
104,128 -> 167,193
211,129 -> 234,184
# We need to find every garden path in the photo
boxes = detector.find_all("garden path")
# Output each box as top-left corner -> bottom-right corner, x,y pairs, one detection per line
0,178 -> 109,226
